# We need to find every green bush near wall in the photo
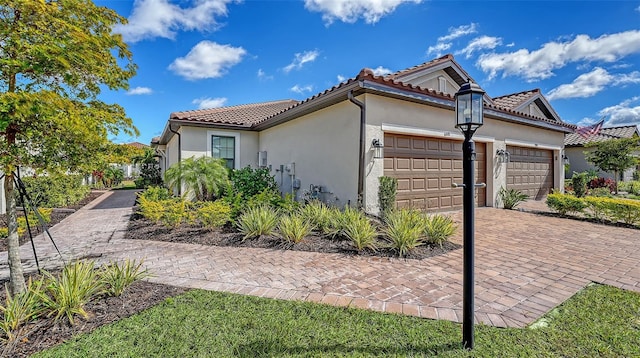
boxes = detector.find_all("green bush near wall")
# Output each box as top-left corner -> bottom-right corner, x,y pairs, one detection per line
546,192 -> 640,226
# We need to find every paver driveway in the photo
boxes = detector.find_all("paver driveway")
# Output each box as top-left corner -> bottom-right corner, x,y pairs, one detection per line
1,190 -> 639,328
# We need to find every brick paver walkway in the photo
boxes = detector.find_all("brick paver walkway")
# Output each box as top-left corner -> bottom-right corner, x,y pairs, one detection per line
1,191 -> 639,328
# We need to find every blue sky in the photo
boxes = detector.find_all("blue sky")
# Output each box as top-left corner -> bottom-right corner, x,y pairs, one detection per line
96,0 -> 640,144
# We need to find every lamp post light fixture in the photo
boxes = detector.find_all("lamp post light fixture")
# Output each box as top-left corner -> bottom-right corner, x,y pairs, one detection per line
372,138 -> 384,159
454,81 -> 485,350
562,154 -> 570,166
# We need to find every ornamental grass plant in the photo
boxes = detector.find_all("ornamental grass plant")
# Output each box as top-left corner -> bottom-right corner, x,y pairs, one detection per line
383,209 -> 427,257
237,206 -> 279,240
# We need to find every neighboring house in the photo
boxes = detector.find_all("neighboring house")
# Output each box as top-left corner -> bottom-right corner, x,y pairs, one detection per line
115,141 -> 150,178
564,125 -> 640,181
153,54 -> 573,214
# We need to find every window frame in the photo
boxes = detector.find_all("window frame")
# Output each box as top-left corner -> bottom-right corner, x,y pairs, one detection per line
207,130 -> 240,170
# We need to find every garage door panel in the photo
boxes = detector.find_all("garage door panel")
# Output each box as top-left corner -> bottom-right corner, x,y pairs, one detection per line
506,145 -> 553,200
384,133 -> 486,211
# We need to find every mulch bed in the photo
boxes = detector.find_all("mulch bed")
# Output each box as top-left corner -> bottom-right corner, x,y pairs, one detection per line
0,191 -> 104,252
124,211 -> 461,260
0,279 -> 187,358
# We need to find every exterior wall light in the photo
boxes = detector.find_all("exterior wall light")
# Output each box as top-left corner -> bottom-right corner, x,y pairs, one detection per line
372,139 -> 384,159
454,81 -> 485,350
562,154 -> 570,165
496,149 -> 511,164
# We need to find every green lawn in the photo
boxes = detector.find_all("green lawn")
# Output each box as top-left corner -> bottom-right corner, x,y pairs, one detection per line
35,284 -> 640,357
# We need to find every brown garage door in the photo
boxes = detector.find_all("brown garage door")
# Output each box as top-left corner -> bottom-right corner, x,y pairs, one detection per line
384,133 -> 486,211
506,145 -> 553,200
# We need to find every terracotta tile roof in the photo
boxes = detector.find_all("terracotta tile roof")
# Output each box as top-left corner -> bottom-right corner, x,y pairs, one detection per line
493,89 -> 540,110
169,99 -> 299,127
385,54 -> 455,79
565,125 -> 640,146
257,67 -> 574,131
125,142 -> 149,149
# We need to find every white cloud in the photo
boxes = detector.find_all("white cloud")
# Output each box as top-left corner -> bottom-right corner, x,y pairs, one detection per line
636,5 -> 640,12
114,0 -> 234,43
427,42 -> 452,56
192,97 -> 228,109
477,30 -> 640,81
283,50 -> 319,73
304,0 -> 421,25
290,84 -> 314,94
598,96 -> 640,126
257,68 -> 273,80
427,23 -> 477,56
456,36 -> 502,59
127,86 -> 153,95
546,67 -> 640,100
337,74 -> 346,82
169,41 -> 246,80
506,42 -> 515,47
438,23 -> 477,42
371,66 -> 392,76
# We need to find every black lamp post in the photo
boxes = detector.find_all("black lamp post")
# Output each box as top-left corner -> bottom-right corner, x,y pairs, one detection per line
454,82 -> 485,350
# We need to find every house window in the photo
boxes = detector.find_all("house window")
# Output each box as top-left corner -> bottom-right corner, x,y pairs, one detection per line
211,136 -> 235,169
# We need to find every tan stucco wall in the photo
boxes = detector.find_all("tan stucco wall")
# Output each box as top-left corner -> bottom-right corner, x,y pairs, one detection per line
400,69 -> 459,97
179,126 -> 259,168
363,93 -> 566,214
258,101 -> 360,206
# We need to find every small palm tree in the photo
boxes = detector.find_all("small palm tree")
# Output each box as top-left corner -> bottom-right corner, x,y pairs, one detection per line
164,156 -> 229,201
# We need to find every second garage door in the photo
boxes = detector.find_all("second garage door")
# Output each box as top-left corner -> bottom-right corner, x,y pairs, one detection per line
506,145 -> 554,200
384,133 -> 486,211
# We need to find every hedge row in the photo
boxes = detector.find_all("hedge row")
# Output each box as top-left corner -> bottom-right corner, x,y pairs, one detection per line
546,193 -> 640,226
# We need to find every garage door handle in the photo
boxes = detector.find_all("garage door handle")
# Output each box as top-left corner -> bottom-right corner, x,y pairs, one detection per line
452,183 -> 486,188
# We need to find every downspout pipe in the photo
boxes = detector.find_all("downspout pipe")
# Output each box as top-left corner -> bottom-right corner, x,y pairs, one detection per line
348,90 -> 365,208
168,123 -> 182,196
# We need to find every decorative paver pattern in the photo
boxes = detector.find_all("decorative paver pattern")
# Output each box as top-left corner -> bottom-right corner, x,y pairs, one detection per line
1,191 -> 639,328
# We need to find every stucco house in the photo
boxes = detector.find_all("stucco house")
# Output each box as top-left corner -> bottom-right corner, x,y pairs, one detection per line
564,125 -> 640,181
152,54 -> 574,214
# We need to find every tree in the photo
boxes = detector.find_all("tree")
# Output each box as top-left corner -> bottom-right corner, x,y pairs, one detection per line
164,157 -> 230,202
585,137 -> 639,193
132,147 -> 162,188
0,1 -> 137,294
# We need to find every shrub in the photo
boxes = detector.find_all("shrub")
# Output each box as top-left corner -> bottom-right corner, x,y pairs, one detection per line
298,201 -> 331,232
0,208 -> 52,239
160,199 -> 189,228
20,174 -> 90,208
608,198 -> 640,225
246,189 -> 283,210
0,278 -> 45,342
378,176 -> 398,218
340,207 -> 378,251
38,260 -> 103,325
584,196 -> 615,222
546,193 -> 587,216
498,187 -> 528,210
278,214 -> 311,244
424,214 -> 457,248
100,260 -> 149,297
138,186 -> 171,201
571,172 -> 589,198
196,201 -> 232,228
588,177 -> 616,193
237,206 -> 279,240
229,166 -> 277,199
588,187 -> 612,198
383,209 -> 427,257
138,196 -> 166,223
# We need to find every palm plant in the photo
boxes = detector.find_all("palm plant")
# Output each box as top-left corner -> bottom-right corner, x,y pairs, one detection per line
164,156 -> 230,201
